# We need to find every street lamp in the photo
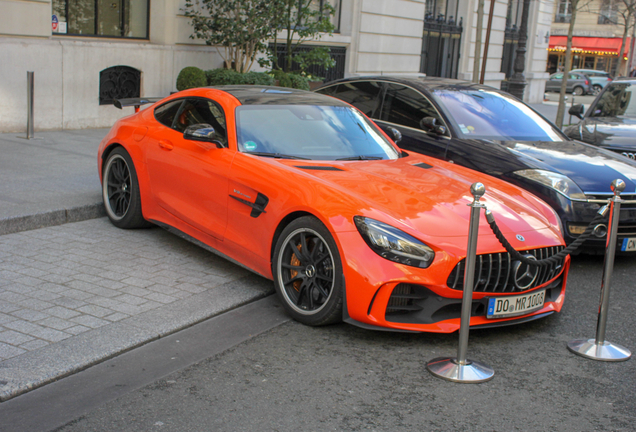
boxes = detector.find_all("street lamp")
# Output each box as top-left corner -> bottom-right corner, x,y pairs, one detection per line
508,0 -> 530,99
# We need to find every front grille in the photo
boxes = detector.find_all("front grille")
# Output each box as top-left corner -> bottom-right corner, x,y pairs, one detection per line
619,224 -> 636,236
447,247 -> 565,293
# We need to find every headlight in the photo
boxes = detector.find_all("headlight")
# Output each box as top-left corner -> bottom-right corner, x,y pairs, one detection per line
353,216 -> 435,268
514,169 -> 586,200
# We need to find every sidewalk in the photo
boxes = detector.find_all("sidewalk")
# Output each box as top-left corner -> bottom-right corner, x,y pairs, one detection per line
0,129 -> 273,402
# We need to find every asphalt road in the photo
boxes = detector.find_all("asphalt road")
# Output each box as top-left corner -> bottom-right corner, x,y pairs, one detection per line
41,253 -> 636,432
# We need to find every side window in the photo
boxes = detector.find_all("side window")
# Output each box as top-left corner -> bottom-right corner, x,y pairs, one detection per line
154,100 -> 183,128
175,98 -> 228,146
569,73 -> 579,80
379,84 -> 444,130
553,73 -> 563,80
329,81 -> 383,117
315,84 -> 338,96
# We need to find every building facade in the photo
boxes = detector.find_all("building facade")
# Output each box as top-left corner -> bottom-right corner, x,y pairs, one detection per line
549,0 -> 633,75
0,0 -> 554,133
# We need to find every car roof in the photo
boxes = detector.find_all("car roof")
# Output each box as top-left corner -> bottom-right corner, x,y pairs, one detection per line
322,75 -> 493,92
210,85 -> 350,106
572,69 -> 609,74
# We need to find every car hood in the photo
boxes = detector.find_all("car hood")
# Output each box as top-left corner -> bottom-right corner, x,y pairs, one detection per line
468,138 -> 636,194
287,156 -> 562,244
575,117 -> 636,151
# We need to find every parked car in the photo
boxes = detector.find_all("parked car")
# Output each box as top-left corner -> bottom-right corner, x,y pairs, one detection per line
100,86 -> 569,333
571,69 -> 613,95
564,78 -> 636,160
316,76 -> 636,253
545,72 -> 593,95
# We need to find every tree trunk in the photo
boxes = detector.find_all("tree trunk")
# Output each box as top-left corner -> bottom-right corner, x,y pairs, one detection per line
618,12 -> 632,76
556,0 -> 578,129
472,0 -> 485,83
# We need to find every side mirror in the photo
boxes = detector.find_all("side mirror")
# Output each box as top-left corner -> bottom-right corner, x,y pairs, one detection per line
569,104 -> 585,120
388,127 -> 402,144
420,117 -> 447,136
184,123 -> 224,148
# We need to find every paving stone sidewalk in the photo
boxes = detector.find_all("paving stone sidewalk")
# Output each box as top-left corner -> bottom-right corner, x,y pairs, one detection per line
0,218 -> 274,401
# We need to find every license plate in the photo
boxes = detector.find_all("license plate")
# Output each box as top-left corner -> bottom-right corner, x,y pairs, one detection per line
621,238 -> 636,252
487,290 -> 545,319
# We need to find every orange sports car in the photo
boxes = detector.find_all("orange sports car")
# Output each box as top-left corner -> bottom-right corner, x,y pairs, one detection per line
98,86 -> 569,333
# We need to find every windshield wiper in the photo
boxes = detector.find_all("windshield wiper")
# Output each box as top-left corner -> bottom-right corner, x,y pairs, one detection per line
336,155 -> 384,161
244,152 -> 310,160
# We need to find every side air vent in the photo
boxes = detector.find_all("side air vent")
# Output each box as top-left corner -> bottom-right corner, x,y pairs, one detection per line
413,162 -> 433,169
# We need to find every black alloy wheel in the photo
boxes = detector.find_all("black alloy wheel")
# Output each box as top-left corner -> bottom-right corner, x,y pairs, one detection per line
102,147 -> 149,229
273,216 -> 343,326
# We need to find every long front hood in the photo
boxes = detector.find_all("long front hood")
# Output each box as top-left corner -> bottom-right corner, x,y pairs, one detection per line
289,157 -> 562,244
581,117 -> 636,151
490,139 -> 636,193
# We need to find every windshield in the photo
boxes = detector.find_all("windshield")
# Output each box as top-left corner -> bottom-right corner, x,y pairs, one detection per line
434,89 -> 564,142
235,105 -> 400,160
590,83 -> 636,117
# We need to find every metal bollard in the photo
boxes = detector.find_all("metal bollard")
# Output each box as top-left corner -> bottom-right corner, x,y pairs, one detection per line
427,183 -> 495,383
27,71 -> 34,139
567,179 -> 632,361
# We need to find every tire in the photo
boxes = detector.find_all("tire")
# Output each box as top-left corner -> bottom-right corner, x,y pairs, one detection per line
573,86 -> 584,96
272,216 -> 343,326
102,147 -> 150,229
593,85 -> 602,95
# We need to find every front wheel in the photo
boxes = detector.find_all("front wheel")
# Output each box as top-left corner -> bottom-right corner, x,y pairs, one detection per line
102,147 -> 150,229
592,85 -> 602,95
272,216 -> 343,326
573,86 -> 584,96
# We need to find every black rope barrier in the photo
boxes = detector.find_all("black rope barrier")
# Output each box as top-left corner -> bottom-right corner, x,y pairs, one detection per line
485,207 -> 609,267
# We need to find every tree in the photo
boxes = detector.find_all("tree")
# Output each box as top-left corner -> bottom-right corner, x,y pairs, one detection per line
614,0 -> 636,76
183,0 -> 279,73
556,0 -> 583,128
260,0 -> 336,74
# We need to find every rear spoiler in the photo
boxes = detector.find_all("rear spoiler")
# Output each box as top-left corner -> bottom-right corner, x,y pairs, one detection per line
113,97 -> 162,112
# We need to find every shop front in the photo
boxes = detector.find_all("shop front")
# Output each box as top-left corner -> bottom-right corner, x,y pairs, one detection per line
547,35 -> 630,76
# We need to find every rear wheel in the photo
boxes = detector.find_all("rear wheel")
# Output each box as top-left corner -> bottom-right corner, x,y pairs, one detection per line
272,216 -> 343,326
102,147 -> 150,229
573,86 -> 584,96
592,84 -> 602,95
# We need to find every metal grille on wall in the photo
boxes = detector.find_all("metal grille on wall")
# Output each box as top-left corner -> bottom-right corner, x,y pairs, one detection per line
99,66 -> 141,105
421,16 -> 463,79
269,44 -> 346,83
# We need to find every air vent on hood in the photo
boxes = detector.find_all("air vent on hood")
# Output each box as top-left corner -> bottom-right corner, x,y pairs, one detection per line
295,166 -> 344,171
413,162 -> 433,169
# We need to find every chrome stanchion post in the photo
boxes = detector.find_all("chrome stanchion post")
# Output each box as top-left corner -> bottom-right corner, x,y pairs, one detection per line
427,183 -> 495,383
567,179 -> 631,361
27,71 -> 34,139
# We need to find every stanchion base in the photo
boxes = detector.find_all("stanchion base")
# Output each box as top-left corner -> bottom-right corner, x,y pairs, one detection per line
426,357 -> 494,383
567,339 -> 631,362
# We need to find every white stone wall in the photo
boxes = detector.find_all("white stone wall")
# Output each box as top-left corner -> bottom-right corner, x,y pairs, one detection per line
348,0 -> 425,75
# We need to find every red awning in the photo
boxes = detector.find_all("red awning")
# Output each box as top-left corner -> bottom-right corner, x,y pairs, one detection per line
549,35 -> 631,57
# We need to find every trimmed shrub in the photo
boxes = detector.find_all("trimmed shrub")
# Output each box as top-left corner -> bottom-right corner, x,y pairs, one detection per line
269,70 -> 309,90
241,71 -> 275,86
206,68 -> 243,85
176,66 -> 207,91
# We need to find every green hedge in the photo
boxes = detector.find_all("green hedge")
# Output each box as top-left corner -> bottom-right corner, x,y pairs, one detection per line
176,66 -> 207,91
205,68 -> 275,86
269,70 -> 310,91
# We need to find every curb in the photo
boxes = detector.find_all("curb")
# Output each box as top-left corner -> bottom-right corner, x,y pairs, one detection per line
0,275 -> 276,402
0,203 -> 106,236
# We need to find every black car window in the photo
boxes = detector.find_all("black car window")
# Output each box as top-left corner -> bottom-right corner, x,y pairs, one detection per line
590,83 -> 636,117
315,84 -> 338,96
326,81 -> 383,117
379,83 -> 444,130
154,100 -> 184,128
174,98 -> 228,145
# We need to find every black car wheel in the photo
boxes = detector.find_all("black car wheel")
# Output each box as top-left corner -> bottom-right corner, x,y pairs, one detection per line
573,86 -> 584,96
102,147 -> 149,229
592,85 -> 602,95
273,216 -> 343,326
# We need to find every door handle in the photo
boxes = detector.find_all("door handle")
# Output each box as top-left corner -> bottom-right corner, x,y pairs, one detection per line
158,140 -> 174,150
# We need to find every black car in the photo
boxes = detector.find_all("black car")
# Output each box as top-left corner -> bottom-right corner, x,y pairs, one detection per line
316,76 -> 636,253
564,78 -> 636,160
